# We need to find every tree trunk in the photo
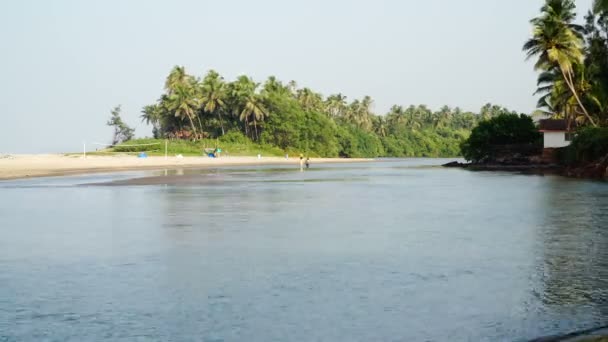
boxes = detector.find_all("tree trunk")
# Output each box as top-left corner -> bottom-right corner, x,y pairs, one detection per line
244,117 -> 249,138
253,119 -> 259,141
196,115 -> 204,140
218,111 -> 225,136
187,114 -> 197,138
561,68 -> 598,127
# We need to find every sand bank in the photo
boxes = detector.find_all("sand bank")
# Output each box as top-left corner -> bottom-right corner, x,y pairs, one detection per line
0,154 -> 372,180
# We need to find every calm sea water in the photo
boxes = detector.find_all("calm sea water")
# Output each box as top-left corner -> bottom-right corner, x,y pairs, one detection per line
1,159 -> 608,341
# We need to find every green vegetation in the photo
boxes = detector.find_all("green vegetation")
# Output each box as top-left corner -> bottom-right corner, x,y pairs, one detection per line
111,136 -> 286,157
107,106 -> 135,145
460,0 -> 608,166
460,114 -> 541,163
105,0 -> 608,163
524,0 -> 608,127
558,127 -> 608,165
121,66 -> 526,158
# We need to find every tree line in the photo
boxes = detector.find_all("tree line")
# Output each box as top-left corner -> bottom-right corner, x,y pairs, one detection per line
458,0 -> 608,165
134,67 -> 520,157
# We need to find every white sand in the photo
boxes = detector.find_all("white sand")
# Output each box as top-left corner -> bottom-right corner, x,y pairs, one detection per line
0,154 -> 371,180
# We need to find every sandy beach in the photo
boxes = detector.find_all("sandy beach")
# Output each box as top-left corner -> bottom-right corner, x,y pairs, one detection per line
0,154 -> 372,180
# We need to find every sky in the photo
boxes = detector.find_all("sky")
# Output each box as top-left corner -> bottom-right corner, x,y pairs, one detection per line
0,0 -> 595,153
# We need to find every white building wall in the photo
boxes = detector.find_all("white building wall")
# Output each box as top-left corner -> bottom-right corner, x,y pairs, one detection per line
543,132 -> 570,148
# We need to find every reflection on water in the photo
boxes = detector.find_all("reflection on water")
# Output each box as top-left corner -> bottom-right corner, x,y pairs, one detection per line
0,159 -> 607,341
537,181 -> 608,326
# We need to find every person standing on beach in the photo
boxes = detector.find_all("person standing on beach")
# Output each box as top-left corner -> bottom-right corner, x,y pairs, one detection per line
305,157 -> 310,169
299,153 -> 304,171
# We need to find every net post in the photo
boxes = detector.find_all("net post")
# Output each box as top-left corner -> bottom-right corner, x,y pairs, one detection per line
83,141 -> 86,159
165,140 -> 168,160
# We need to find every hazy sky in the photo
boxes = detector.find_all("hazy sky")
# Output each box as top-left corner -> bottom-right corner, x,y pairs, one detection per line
0,0 -> 595,153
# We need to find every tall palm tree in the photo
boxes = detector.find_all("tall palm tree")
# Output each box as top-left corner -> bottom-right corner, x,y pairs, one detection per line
534,0 -> 585,36
436,105 -> 453,128
325,93 -> 348,118
297,88 -> 323,111
524,0 -> 598,126
232,76 -> 267,140
240,94 -> 268,141
355,96 -> 374,131
414,105 -> 431,127
534,68 -> 579,118
344,99 -> 360,124
165,66 -> 190,94
287,80 -> 298,96
479,103 -> 493,121
263,76 -> 289,95
200,70 -> 227,135
140,104 -> 160,126
141,104 -> 163,137
168,84 -> 199,136
372,116 -> 388,137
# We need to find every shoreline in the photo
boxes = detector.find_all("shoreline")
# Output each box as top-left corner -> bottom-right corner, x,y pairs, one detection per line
0,155 -> 373,181
443,161 -> 608,180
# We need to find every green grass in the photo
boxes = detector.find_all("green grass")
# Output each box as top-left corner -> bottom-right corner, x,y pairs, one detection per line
104,138 -> 289,157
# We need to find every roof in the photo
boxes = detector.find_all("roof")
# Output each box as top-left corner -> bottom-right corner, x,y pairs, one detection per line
539,119 -> 573,132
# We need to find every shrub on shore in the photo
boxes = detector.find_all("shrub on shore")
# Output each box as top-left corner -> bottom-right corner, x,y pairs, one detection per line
558,127 -> 608,165
460,114 -> 541,163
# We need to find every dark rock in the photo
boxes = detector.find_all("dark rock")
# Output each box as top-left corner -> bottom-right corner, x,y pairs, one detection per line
442,161 -> 466,167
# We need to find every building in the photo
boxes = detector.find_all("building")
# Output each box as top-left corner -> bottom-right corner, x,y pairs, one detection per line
539,119 -> 573,148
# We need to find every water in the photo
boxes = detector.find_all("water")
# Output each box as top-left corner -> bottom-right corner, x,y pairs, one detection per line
1,159 -> 608,341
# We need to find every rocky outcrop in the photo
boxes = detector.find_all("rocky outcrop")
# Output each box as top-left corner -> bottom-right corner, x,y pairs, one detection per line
442,161 -> 464,167
443,153 -> 608,180
563,154 -> 608,179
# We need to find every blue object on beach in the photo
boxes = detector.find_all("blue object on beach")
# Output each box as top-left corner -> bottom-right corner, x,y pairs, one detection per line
208,153 -> 215,158
138,152 -> 148,158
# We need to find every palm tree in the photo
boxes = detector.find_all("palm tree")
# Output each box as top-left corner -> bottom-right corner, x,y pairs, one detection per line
168,84 -> 199,136
414,105 -> 431,127
325,93 -> 348,118
297,88 -> 323,111
141,104 -> 163,138
240,94 -> 268,141
593,0 -> 608,13
232,76 -> 268,140
524,0 -> 598,126
387,105 -> 407,128
534,0 -> 585,36
349,96 -> 374,131
372,116 -> 388,137
200,70 -> 227,135
344,99 -> 368,129
165,66 -> 190,94
141,104 -> 160,126
436,105 -> 453,128
263,76 -> 289,95
287,80 -> 298,95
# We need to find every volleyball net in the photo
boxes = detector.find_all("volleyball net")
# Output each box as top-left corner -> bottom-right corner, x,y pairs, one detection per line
83,141 -> 167,158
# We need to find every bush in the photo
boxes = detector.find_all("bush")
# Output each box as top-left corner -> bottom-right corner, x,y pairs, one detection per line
558,127 -> 608,165
460,113 -> 541,162
219,131 -> 249,144
335,125 -> 384,158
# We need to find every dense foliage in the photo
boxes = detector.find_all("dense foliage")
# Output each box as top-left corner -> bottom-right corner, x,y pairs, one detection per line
558,127 -> 608,164
460,114 -> 541,163
525,0 -> 608,127
135,67 -> 523,157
